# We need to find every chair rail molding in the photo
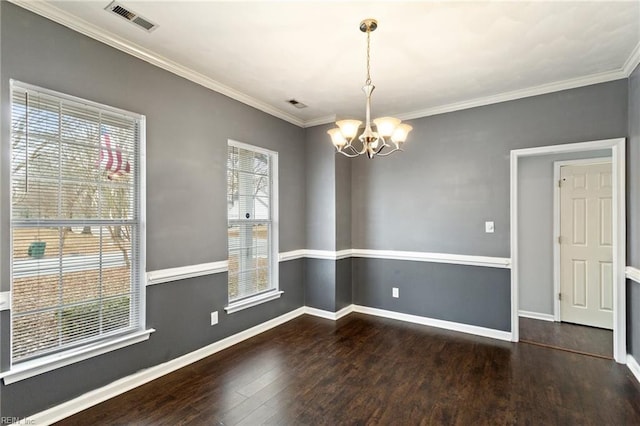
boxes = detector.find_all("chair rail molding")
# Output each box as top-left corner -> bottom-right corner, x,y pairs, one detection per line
0,291 -> 10,311
626,266 -> 640,284
146,261 -> 228,286
350,249 -> 511,269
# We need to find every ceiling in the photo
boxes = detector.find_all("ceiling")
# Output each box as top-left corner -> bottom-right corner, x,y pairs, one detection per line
13,1 -> 640,127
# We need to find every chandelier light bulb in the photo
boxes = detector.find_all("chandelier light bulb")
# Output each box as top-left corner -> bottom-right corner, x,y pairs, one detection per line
391,123 -> 413,144
373,117 -> 401,138
336,119 -> 362,140
327,128 -> 347,148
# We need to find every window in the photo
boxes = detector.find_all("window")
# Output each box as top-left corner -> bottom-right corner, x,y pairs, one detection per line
9,81 -> 146,367
226,140 -> 280,313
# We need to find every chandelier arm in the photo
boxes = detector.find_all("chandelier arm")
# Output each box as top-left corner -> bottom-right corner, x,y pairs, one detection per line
342,143 -> 360,155
374,148 -> 403,157
337,149 -> 361,158
375,140 -> 391,155
357,141 -> 369,155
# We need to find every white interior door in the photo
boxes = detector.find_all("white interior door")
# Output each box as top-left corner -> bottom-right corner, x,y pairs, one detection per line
559,161 -> 613,329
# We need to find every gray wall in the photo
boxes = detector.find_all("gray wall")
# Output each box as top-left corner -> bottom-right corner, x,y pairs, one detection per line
349,81 -> 626,334
336,154 -> 352,251
305,259 -> 336,311
518,150 -> 611,316
303,126 -> 354,312
335,258 -> 353,311
351,81 -> 628,257
353,259 -> 511,331
304,258 -> 353,313
305,124 -> 336,251
0,3 -> 306,418
304,124 -> 352,252
628,64 -> 640,359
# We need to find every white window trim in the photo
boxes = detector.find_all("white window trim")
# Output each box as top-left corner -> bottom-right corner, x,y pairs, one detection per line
6,80 -> 150,375
226,139 -> 279,313
1,328 -> 155,385
225,290 -> 284,314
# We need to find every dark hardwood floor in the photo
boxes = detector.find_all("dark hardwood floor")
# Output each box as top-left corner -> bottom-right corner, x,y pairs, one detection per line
56,313 -> 640,425
519,317 -> 613,359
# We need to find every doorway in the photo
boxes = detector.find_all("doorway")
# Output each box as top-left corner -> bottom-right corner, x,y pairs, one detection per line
556,159 -> 613,329
510,138 -> 626,363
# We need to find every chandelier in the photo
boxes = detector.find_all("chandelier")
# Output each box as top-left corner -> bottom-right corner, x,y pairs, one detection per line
327,19 -> 412,159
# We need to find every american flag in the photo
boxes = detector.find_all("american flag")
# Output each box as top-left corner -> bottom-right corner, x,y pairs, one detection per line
98,128 -> 130,180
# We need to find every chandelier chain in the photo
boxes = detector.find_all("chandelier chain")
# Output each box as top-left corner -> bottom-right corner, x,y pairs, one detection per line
366,28 -> 372,85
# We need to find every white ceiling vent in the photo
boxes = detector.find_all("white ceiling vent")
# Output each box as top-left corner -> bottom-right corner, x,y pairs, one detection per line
105,1 -> 158,32
287,99 -> 308,109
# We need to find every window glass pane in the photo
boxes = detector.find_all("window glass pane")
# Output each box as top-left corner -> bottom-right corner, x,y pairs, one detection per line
12,311 -> 60,361
227,146 -> 270,221
228,143 -> 276,304
10,83 -> 142,363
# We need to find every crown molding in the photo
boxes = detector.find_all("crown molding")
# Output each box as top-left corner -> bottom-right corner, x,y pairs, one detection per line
302,115 -> 336,128
395,68 -> 628,122
11,0 -> 639,130
8,0 -> 305,128
623,41 -> 640,77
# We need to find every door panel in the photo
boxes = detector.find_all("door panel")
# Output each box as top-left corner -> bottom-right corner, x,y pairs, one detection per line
599,262 -> 613,311
572,260 -> 587,307
560,162 -> 613,329
599,197 -> 612,246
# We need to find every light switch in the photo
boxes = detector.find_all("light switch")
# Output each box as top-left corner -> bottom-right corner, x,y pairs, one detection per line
485,221 -> 495,233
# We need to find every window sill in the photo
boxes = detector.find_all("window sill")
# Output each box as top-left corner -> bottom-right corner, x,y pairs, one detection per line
225,290 -> 284,314
0,328 -> 155,385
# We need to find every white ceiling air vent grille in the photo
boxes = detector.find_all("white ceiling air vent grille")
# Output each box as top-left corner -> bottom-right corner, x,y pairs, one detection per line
105,1 -> 158,32
287,99 -> 308,109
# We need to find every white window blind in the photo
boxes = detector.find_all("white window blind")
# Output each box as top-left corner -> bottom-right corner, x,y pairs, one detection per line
227,142 -> 277,302
10,81 -> 144,363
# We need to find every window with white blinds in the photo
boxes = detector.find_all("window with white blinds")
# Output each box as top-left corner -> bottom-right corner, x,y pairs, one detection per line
227,141 -> 278,306
9,81 -> 145,363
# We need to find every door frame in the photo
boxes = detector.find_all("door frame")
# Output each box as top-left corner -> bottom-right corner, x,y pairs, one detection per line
553,157 -> 612,322
510,138 -> 626,363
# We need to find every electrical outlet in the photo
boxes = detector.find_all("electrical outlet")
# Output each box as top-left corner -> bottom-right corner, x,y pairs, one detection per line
210,311 -> 218,326
392,287 -> 399,298
485,221 -> 495,233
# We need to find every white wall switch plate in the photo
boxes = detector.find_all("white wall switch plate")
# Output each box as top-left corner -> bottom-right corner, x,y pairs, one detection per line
392,287 -> 399,298
485,221 -> 495,233
210,311 -> 218,326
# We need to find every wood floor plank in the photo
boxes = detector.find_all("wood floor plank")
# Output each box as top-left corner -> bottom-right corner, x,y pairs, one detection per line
519,317 -> 613,358
55,313 -> 640,425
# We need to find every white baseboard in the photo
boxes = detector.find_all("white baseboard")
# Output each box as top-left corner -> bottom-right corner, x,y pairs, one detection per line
304,305 -> 354,321
518,310 -> 555,322
627,354 -> 640,384
352,305 -> 512,342
19,307 -> 306,426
